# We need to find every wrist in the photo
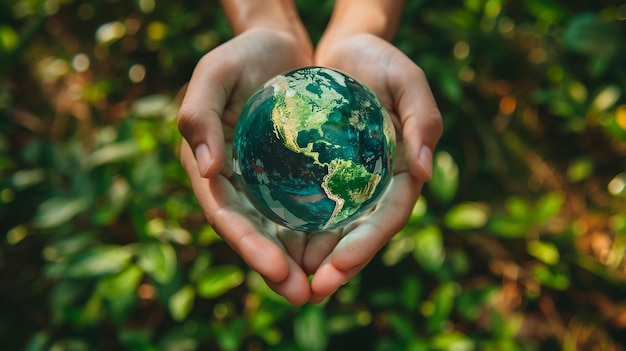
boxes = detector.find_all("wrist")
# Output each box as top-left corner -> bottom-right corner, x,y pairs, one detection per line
220,0 -> 312,56
220,0 -> 304,36
321,0 -> 404,42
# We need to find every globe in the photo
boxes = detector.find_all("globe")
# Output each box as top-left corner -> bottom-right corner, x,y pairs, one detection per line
233,67 -> 396,232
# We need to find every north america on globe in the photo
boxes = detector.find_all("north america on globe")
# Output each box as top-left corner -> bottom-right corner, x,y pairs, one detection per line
233,67 -> 396,232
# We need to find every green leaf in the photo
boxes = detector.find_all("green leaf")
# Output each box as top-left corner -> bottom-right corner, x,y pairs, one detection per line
566,158 -> 594,183
196,265 -> 244,298
564,14 -> 620,58
33,197 -> 90,228
532,192 -> 564,225
533,264 -> 570,290
444,202 -> 489,230
137,241 -> 177,284
429,331 -> 474,351
98,264 -> 143,298
487,216 -> 528,238
427,283 -> 457,333
83,140 -> 139,169
505,196 -> 531,221
65,245 -> 132,278
527,240 -> 560,265
169,285 -> 195,321
189,251 -> 212,282
412,225 -> 445,272
130,94 -> 173,118
294,304 -> 328,351
428,151 -> 459,205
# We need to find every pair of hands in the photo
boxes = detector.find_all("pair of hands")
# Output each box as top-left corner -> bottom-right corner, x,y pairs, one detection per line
178,27 -> 442,305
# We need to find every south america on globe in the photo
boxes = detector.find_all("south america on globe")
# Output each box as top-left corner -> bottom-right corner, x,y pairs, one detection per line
233,67 -> 396,232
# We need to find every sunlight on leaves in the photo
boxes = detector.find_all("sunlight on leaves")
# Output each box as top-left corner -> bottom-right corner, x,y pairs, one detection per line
444,202 -> 489,230
527,240 -> 560,265
294,304 -> 328,351
197,265 -> 244,298
169,285 -> 195,321
413,225 -> 445,272
428,151 -> 459,205
137,241 -> 177,284
33,197 -> 90,228
65,245 -> 132,278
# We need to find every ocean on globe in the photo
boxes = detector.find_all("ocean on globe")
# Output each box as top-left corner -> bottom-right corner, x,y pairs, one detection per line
233,67 -> 396,232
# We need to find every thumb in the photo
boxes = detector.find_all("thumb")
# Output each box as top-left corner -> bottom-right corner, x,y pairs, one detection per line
390,60 -> 443,181
178,54 -> 235,178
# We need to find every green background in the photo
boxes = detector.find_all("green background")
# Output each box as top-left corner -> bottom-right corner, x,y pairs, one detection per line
1,0 -> 625,350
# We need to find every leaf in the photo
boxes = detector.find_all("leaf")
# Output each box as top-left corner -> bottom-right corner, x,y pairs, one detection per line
427,283 -> 457,333
196,265 -> 244,298
427,151 -> 459,205
429,331 -> 474,351
564,14 -> 620,58
98,264 -> 143,298
294,304 -> 328,351
137,241 -> 177,284
33,197 -> 90,228
532,192 -> 564,225
533,264 -> 570,290
591,85 -> 621,112
83,140 -> 138,169
169,285 -> 195,321
11,168 -> 45,190
527,240 -> 560,265
130,94 -> 172,118
566,158 -> 594,183
505,196 -> 531,221
132,152 -> 164,197
487,216 -> 528,238
65,245 -> 132,278
444,202 -> 489,230
412,225 -> 445,272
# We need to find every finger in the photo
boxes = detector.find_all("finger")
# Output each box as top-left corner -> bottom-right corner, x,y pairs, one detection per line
331,173 -> 423,271
276,228 -> 307,268
178,52 -> 237,178
388,56 -> 443,181
264,256 -> 312,306
180,141 -> 290,283
309,256 -> 368,304
302,230 -> 343,275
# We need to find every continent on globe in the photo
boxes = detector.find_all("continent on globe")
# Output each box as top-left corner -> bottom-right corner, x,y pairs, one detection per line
233,67 -> 396,232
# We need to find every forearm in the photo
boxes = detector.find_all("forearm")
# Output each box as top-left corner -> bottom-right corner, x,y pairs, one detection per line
220,0 -> 306,35
323,0 -> 405,42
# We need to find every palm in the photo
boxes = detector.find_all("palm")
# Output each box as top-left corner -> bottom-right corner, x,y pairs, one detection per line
180,28 -> 316,305
301,34 -> 442,302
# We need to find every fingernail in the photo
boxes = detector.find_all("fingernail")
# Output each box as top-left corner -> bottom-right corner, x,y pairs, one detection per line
194,143 -> 211,177
419,146 -> 433,180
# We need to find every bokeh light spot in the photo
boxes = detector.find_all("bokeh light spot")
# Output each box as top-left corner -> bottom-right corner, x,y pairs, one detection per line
529,47 -> 547,64
568,81 -> 588,103
72,53 -> 90,72
139,0 -> 155,13
147,21 -> 167,41
453,41 -> 470,60
129,64 -> 146,83
608,173 -> 626,196
96,21 -> 126,44
500,96 -> 517,115
616,105 -> 626,130
6,225 -> 27,245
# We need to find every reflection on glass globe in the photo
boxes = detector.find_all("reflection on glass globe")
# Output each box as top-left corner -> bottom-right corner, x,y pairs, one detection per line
233,67 -> 396,232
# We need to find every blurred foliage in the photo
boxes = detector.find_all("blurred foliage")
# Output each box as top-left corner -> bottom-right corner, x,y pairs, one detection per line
1,0 -> 626,350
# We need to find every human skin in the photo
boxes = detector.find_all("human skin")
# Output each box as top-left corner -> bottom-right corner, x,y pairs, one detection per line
178,0 -> 443,304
